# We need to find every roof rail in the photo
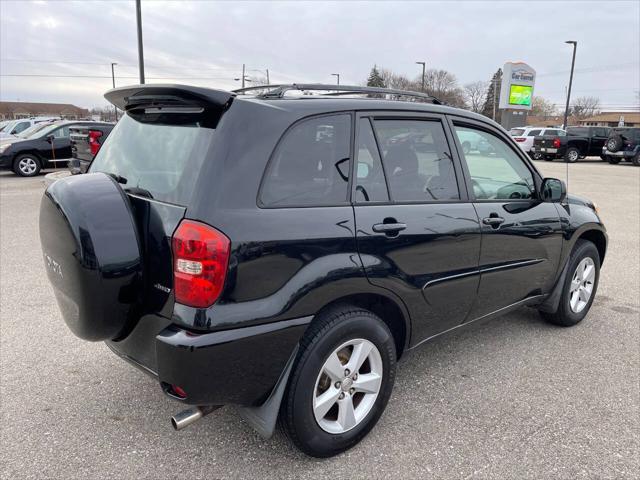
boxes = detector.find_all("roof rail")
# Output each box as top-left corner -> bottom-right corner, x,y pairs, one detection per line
231,84 -> 442,105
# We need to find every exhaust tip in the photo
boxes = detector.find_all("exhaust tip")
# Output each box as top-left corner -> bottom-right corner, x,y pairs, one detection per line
171,407 -> 204,431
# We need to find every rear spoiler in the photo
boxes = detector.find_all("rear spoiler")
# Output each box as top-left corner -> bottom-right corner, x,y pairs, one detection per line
104,84 -> 235,126
105,84 -> 235,111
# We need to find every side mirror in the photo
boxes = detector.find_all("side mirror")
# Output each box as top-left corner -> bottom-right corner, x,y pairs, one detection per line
540,177 -> 566,203
46,134 -> 55,143
357,163 -> 371,179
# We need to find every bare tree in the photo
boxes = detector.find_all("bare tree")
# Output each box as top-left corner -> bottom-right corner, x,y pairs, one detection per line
423,69 -> 465,107
531,96 -> 557,117
571,96 -> 600,119
463,81 -> 488,113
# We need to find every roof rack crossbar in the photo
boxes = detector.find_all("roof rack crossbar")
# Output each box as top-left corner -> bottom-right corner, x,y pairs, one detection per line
231,83 -> 442,104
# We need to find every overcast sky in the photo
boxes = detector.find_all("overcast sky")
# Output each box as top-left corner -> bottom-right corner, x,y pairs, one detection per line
1,0 -> 638,111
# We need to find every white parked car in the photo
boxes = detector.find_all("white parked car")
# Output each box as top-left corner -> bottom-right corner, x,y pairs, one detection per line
510,127 -> 566,159
0,117 -> 60,139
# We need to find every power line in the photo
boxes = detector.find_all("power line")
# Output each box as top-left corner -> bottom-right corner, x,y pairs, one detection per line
0,74 -> 238,80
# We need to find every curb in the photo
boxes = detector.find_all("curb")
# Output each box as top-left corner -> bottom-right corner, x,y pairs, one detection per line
43,170 -> 72,187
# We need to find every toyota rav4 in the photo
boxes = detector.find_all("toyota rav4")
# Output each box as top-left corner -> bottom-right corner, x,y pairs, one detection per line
39,83 -> 607,458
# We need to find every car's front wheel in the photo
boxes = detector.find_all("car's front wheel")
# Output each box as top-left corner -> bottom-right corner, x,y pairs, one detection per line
565,147 -> 580,163
13,153 -> 42,177
540,240 -> 600,327
280,305 -> 396,457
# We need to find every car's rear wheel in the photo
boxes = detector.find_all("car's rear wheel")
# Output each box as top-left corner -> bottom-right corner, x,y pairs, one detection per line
13,153 -> 42,177
539,240 -> 600,327
531,151 -> 543,160
608,156 -> 621,164
632,153 -> 640,166
280,305 -> 396,458
565,147 -> 580,163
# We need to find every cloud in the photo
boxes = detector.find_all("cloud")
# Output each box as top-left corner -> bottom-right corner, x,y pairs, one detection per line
1,0 -> 638,110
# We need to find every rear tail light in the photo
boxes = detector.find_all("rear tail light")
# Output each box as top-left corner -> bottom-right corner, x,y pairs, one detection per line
172,220 -> 230,308
88,130 -> 103,156
514,137 -> 526,142
553,138 -> 561,148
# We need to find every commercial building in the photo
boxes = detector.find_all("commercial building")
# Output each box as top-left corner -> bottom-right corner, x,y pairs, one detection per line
0,101 -> 89,121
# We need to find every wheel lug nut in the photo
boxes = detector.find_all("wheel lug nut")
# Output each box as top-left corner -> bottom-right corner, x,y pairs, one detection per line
339,392 -> 345,399
349,388 -> 355,394
335,381 -> 341,388
344,369 -> 350,376
353,373 -> 358,380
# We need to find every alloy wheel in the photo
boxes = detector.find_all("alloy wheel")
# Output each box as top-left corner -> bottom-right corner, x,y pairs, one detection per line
18,157 -> 38,175
313,338 -> 383,434
567,150 -> 579,162
569,257 -> 595,313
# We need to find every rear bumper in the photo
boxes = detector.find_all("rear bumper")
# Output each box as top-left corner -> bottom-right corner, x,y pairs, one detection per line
602,148 -> 637,158
106,314 -> 311,406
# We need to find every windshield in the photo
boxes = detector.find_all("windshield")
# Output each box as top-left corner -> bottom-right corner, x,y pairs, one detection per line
90,114 -> 215,205
0,121 -> 18,133
17,122 -> 52,138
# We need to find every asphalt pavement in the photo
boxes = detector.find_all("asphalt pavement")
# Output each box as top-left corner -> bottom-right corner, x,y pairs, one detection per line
1,159 -> 638,479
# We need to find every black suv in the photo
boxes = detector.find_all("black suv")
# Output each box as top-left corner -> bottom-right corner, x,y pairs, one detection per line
602,127 -> 640,165
39,84 -> 607,458
0,120 -> 113,176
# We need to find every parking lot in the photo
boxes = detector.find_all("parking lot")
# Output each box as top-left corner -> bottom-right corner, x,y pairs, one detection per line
1,159 -> 638,479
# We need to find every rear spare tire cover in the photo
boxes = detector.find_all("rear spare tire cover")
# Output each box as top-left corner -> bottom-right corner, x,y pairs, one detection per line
39,173 -> 142,341
606,135 -> 623,152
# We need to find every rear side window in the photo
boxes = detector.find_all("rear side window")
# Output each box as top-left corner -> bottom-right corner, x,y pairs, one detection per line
90,114 -> 215,206
528,129 -> 541,136
373,119 -> 459,202
260,114 -> 351,207
567,127 -> 588,136
13,121 -> 30,133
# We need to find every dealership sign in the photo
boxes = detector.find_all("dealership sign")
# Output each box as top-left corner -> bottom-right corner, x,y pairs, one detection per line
498,62 -> 536,111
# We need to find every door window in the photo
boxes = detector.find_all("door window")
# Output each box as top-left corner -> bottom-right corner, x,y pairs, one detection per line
372,119 -> 459,202
13,121 -> 31,134
355,119 -> 389,202
260,114 -> 351,207
527,129 -> 541,137
50,126 -> 70,138
453,125 -> 535,201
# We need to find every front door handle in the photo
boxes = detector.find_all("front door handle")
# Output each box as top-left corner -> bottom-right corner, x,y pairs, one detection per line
482,216 -> 505,228
372,222 -> 407,234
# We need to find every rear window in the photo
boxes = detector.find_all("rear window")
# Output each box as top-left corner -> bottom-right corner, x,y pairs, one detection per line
90,114 -> 214,206
510,129 -> 525,136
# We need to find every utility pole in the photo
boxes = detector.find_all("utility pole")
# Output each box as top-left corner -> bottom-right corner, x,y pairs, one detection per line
331,73 -> 340,85
266,69 -> 270,84
416,61 -> 426,92
242,64 -> 246,89
111,62 -> 118,121
135,0 -> 145,84
563,41 -> 578,130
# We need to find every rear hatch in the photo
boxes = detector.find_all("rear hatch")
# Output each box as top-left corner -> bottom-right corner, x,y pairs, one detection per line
40,85 -> 234,341
533,135 -> 560,151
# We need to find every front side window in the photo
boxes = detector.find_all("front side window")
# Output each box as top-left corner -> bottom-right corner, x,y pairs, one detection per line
373,119 -> 459,202
528,129 -> 541,137
454,125 -> 535,201
13,121 -> 31,134
260,114 -> 351,207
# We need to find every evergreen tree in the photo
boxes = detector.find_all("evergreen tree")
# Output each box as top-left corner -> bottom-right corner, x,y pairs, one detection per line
481,69 -> 503,123
366,65 -> 386,88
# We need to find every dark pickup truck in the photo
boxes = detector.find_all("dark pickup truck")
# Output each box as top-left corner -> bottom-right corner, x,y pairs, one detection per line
533,126 -> 611,163
68,123 -> 114,174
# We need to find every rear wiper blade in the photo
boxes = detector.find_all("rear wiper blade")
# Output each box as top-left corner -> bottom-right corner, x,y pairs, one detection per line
107,172 -> 128,185
123,186 -> 154,199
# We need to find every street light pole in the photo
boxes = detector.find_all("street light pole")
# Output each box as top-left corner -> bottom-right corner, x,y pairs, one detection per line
242,64 -> 246,89
135,0 -> 145,84
416,61 -> 426,92
563,41 -> 578,130
266,69 -> 270,84
111,62 -> 118,121
331,73 -> 340,85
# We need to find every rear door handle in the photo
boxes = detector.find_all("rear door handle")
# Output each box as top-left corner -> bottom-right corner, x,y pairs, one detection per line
482,216 -> 505,227
372,222 -> 407,234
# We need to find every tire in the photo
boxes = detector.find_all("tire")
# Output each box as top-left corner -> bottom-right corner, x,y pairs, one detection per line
632,153 -> 640,167
13,153 -> 42,177
606,135 -> 623,153
280,305 -> 397,458
564,147 -> 580,163
600,154 -> 607,161
544,156 -> 554,161
539,240 -> 600,327
608,156 -> 621,165
531,151 -> 543,161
